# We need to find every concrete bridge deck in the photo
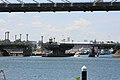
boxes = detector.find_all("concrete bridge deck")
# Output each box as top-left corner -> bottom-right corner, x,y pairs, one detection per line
43,41 -> 120,57
60,42 -> 119,49
0,2 -> 120,12
0,44 -> 32,56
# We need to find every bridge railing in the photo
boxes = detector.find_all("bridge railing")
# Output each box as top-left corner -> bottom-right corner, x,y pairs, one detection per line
0,2 -> 120,7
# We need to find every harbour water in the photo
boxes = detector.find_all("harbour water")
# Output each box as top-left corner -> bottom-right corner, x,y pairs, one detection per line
0,55 -> 120,80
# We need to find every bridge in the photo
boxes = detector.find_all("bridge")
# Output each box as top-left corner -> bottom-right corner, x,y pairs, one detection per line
43,41 -> 74,57
43,40 -> 120,57
0,0 -> 120,12
60,42 -> 117,49
0,44 -> 32,56
61,42 -> 120,57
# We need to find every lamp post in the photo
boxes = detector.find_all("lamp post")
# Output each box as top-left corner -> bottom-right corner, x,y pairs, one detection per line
15,35 -> 17,41
20,34 -> 22,41
5,32 -> 6,40
26,34 -> 29,41
41,36 -> 43,43
5,31 -> 10,40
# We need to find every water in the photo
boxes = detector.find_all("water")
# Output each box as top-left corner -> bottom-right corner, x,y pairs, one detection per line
0,55 -> 120,80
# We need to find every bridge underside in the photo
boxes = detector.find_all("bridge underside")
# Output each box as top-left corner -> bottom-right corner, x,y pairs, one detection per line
43,43 -> 74,57
0,44 -> 32,56
0,2 -> 120,12
0,49 -> 10,56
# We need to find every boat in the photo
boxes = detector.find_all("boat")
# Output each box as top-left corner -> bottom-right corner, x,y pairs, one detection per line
74,51 -> 80,57
100,49 -> 113,55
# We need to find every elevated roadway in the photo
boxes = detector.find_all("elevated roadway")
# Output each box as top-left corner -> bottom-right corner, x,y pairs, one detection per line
43,42 -> 74,57
0,44 -> 32,56
60,42 -> 120,57
0,2 -> 120,12
60,42 -> 117,49
43,41 -> 120,57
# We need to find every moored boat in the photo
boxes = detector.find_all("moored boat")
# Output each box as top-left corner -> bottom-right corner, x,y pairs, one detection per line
74,52 -> 80,57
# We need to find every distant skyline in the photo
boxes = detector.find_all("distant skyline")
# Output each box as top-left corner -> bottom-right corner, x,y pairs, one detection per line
0,0 -> 120,42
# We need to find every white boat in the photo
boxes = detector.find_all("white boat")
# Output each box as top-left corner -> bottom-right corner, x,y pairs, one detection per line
100,49 -> 113,55
74,52 -> 80,57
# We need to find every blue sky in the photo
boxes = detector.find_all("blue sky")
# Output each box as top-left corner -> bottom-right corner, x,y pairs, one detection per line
0,0 -> 120,42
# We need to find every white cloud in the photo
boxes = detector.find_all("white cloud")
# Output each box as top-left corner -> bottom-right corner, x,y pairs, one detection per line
17,23 -> 24,26
31,21 -> 43,28
65,18 -> 92,31
0,19 -> 12,32
46,25 -> 58,32
73,18 -> 91,27
0,12 -> 120,42
0,19 -> 11,27
25,18 -> 62,34
0,19 -> 6,24
0,28 -> 9,32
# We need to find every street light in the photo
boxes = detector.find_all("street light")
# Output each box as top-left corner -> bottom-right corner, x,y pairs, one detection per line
5,32 -> 6,40
4,0 -> 10,3
33,0 -> 40,7
17,0 -> 24,3
1,0 -> 10,7
111,0 -> 117,6
65,0 -> 71,3
1,0 -> 6,3
5,31 -> 10,40
17,0 -> 24,7
61,0 -> 71,3
15,35 -> 17,41
20,34 -> 22,41
26,34 -> 29,41
33,0 -> 38,3
47,0 -> 54,3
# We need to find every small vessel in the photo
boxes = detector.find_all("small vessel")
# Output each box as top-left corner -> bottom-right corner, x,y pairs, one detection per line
100,49 -> 112,55
74,52 -> 80,57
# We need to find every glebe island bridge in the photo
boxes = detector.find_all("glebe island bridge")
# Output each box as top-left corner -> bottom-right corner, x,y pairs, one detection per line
1,0 -> 120,57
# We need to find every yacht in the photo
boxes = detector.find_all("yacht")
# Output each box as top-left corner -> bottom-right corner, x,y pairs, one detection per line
74,51 -> 80,57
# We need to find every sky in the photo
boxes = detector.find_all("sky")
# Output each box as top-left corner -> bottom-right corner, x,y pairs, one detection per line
0,0 -> 120,42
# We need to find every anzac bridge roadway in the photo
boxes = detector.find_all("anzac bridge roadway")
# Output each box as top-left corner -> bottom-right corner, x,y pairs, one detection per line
0,1 -> 120,12
43,41 -> 120,57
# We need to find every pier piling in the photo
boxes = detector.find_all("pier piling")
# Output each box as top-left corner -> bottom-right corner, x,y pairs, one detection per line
81,66 -> 87,80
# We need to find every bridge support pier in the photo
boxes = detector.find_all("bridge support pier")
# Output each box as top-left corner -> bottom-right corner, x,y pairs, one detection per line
52,49 -> 66,57
23,47 -> 32,56
43,41 -> 74,57
0,49 -> 10,56
88,46 -> 95,57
